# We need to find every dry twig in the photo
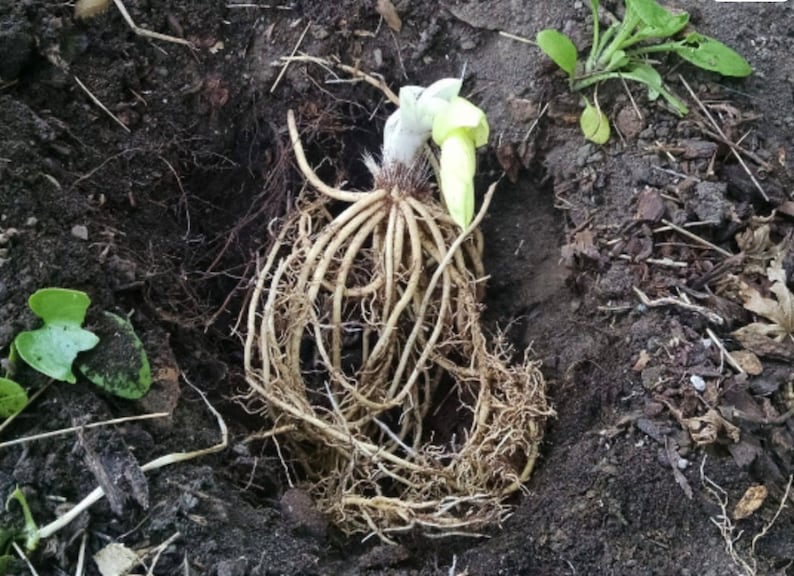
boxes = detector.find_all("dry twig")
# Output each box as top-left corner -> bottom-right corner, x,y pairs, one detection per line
633,286 -> 725,326
678,75 -> 768,202
0,412 -> 169,450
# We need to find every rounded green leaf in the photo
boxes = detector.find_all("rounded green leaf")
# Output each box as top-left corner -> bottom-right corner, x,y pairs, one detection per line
0,378 -> 28,417
14,288 -> 100,383
536,29 -> 578,77
78,312 -> 151,399
674,33 -> 752,77
439,130 -> 476,229
580,102 -> 610,144
627,0 -> 689,37
28,288 -> 92,325
432,97 -> 489,148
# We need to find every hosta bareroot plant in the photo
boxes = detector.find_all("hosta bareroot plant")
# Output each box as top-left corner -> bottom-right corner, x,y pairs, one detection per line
244,81 -> 550,539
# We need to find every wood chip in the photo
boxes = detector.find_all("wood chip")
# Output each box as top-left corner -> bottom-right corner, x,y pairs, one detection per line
376,0 -> 402,32
733,484 -> 768,520
635,187 -> 665,222
632,349 -> 651,372
730,350 -> 763,376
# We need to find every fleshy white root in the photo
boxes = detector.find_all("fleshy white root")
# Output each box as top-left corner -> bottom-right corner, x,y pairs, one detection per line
243,110 -> 551,540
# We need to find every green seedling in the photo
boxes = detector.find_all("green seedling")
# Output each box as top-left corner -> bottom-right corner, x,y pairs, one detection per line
14,288 -> 100,384
0,288 -> 152,421
536,0 -> 752,143
5,488 -> 38,553
0,378 -> 27,418
0,487 -> 39,575
79,311 -> 151,400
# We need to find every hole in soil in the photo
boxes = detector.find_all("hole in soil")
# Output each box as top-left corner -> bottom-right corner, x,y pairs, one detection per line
479,162 -> 567,357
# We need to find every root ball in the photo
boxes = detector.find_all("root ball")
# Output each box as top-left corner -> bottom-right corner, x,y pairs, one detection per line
243,111 -> 551,539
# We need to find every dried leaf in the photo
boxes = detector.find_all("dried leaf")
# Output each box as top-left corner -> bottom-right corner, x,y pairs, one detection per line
732,324 -> 794,362
682,409 -> 740,445
376,0 -> 402,32
738,254 -> 794,338
560,229 -> 600,267
735,223 -> 787,275
733,484 -> 768,520
736,223 -> 771,255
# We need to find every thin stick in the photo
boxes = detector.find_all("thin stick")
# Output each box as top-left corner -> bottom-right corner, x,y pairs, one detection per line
523,101 -> 549,143
270,22 -> 311,93
659,219 -> 733,258
12,541 -> 40,576
498,30 -> 537,46
111,0 -> 194,48
75,532 -> 87,576
0,412 -> 169,450
73,75 -> 131,133
620,75 -> 642,120
633,286 -> 724,326
281,55 -> 399,105
706,327 -> 746,375
678,75 -> 768,202
145,531 -> 181,576
37,376 -> 226,540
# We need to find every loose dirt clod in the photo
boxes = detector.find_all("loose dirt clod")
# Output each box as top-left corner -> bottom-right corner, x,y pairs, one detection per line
243,110 -> 550,539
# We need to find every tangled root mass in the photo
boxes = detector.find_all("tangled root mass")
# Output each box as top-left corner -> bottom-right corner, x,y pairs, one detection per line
244,111 -> 551,539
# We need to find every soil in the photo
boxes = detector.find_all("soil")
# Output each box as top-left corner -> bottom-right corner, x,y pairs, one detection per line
1,1 -> 794,575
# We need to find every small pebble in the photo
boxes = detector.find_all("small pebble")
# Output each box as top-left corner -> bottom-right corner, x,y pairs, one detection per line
689,374 -> 706,392
25,217 -> 37,227
460,37 -> 477,51
280,488 -> 327,540
71,224 -> 88,240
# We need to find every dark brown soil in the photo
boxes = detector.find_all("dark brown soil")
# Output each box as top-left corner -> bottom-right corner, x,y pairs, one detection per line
1,1 -> 794,574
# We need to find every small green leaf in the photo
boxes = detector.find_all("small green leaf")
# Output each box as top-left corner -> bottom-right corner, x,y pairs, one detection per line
580,101 -> 610,144
14,289 -> 100,383
0,378 -> 28,418
673,33 -> 752,77
78,312 -> 151,399
5,487 -> 39,552
537,29 -> 578,77
620,62 -> 688,115
0,554 -> 13,575
627,0 -> 689,37
606,49 -> 629,71
439,130 -> 476,229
